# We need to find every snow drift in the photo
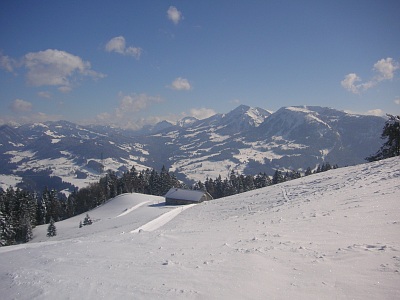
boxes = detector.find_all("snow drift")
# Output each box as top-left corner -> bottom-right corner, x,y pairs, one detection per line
1,157 -> 399,299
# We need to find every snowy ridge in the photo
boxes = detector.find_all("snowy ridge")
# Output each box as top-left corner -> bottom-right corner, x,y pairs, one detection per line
0,105 -> 386,188
0,157 -> 399,299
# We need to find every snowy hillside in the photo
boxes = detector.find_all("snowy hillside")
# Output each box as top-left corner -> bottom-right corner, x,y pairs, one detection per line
1,157 -> 399,299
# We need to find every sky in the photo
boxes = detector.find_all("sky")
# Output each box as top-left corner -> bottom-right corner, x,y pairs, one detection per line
0,0 -> 399,129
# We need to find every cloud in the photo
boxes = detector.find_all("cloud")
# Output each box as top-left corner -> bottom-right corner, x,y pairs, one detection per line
365,109 -> 385,117
0,112 -> 63,125
230,99 -> 241,105
9,99 -> 33,113
169,77 -> 192,90
167,6 -> 183,25
93,94 -> 163,130
374,58 -> 399,80
189,108 -> 216,119
58,86 -> 72,93
38,91 -> 52,99
341,73 -> 362,94
105,36 -> 142,59
394,98 -> 400,105
23,49 -> 104,91
105,36 -> 125,54
341,57 -> 399,94
345,109 -> 386,117
115,93 -> 163,118
0,52 -> 17,73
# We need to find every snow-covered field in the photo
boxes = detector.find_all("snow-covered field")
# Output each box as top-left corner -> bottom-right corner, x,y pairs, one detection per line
1,157 -> 399,299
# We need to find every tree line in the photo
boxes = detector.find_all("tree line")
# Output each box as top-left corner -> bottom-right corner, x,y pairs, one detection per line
194,162 -> 337,199
0,162 -> 337,246
0,166 -> 183,246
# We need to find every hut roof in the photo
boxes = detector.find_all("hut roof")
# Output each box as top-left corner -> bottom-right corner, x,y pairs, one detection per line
165,188 -> 208,202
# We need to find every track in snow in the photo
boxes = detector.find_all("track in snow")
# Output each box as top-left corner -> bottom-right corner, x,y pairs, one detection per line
130,204 -> 196,233
115,201 -> 150,218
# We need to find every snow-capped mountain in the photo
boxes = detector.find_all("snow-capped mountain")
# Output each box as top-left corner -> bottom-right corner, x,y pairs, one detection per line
163,105 -> 384,180
0,105 -> 385,191
176,116 -> 199,128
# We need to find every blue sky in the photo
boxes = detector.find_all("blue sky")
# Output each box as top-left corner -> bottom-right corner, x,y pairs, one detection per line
1,0 -> 399,129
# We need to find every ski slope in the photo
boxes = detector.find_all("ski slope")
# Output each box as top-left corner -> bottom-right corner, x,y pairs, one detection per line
0,157 -> 399,299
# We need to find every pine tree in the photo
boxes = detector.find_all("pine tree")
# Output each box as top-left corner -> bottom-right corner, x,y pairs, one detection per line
36,196 -> 47,225
367,114 -> 400,161
272,170 -> 284,184
19,213 -> 33,243
0,214 -> 15,246
66,193 -> 76,219
0,210 -> 7,246
214,175 -> 224,199
160,165 -> 172,195
47,217 -> 57,237
47,189 -> 61,222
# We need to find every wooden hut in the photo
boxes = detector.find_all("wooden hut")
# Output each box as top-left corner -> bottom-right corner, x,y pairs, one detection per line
165,188 -> 213,205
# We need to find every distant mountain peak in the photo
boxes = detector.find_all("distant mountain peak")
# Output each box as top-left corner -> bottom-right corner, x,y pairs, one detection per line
176,116 -> 198,128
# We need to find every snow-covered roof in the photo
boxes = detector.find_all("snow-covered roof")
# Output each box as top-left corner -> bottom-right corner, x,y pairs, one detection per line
165,188 -> 207,202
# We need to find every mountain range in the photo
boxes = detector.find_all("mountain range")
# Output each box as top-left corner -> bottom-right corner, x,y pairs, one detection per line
0,105 -> 385,191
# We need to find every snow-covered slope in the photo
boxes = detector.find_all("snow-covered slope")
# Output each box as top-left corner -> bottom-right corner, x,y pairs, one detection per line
1,157 -> 399,299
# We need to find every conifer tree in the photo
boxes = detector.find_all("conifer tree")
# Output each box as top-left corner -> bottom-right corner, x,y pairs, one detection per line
36,196 -> 47,225
367,114 -> 400,161
0,214 -> 15,246
272,170 -> 284,184
47,217 -> 57,237
0,210 -> 7,246
305,167 -> 312,176
19,213 -> 33,243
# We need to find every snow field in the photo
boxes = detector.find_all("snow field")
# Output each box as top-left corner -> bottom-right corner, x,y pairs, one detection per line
0,157 -> 399,299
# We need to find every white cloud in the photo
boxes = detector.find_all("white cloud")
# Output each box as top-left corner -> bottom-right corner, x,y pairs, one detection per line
167,6 -> 183,25
366,109 -> 385,117
105,36 -> 142,59
95,112 -> 112,122
341,57 -> 399,94
58,86 -> 72,93
0,52 -> 17,73
230,99 -> 241,105
394,98 -> 400,105
341,73 -> 362,94
0,112 -> 63,125
9,99 -> 33,113
345,109 -> 386,117
105,36 -> 125,54
169,77 -> 192,91
94,94 -> 163,130
125,47 -> 142,59
189,108 -> 216,120
38,91 -> 52,99
23,49 -> 104,91
373,58 -> 399,81
115,93 -> 163,118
